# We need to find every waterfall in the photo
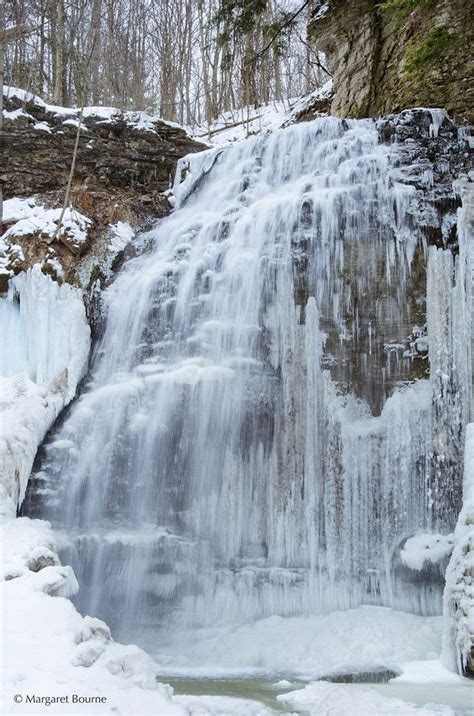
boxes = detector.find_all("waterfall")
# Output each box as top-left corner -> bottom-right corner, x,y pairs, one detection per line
24,117 -> 470,651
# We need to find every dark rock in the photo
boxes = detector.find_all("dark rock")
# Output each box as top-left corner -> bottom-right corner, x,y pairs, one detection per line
2,93 -> 205,199
318,665 -> 401,683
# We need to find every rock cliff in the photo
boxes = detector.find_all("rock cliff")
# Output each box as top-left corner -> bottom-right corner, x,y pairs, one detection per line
1,87 -> 205,295
309,0 -> 474,123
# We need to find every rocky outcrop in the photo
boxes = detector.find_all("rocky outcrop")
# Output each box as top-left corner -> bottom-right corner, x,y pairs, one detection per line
315,108 -> 471,415
2,89 -> 204,204
309,0 -> 474,123
1,88 -> 205,295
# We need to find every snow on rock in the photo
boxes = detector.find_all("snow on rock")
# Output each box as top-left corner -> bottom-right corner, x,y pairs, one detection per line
277,680 -> 454,715
0,266 -> 90,510
2,197 -> 91,249
0,517 -> 188,715
109,221 -> 135,254
62,117 -> 89,131
3,84 -> 195,137
401,533 -> 454,570
34,121 -> 52,133
2,107 -> 34,121
282,79 -> 334,126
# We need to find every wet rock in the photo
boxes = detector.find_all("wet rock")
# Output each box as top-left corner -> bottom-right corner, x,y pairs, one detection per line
318,665 -> 401,683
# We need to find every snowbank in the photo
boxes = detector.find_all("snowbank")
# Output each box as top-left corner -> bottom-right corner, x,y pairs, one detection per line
0,266 -> 90,512
0,517 -> 187,715
154,606 -> 443,676
277,680 -> 454,715
189,82 -> 332,146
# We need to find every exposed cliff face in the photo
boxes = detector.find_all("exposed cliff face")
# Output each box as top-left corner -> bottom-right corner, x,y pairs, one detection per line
309,0 -> 474,123
1,88 -> 205,295
316,108 -> 471,415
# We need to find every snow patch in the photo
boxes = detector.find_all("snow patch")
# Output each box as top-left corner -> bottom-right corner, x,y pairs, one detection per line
109,221 -> 134,253
401,533 -> 454,571
277,680 -> 454,715
0,517 -> 188,715
34,121 -> 52,133
2,199 -> 91,246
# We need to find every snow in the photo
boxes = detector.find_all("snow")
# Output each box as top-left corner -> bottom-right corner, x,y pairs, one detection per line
3,107 -> 34,121
0,517 -> 188,715
283,79 -> 334,125
313,2 -> 330,21
393,659 -> 466,685
2,199 -> 91,246
0,267 -> 90,510
154,606 -> 443,676
2,197 -> 37,223
188,82 -> 332,146
33,121 -> 52,133
175,695 -> 273,715
277,681 -> 454,715
62,117 -> 88,132
192,101 -> 292,145
109,221 -> 134,253
401,533 -> 454,571
3,85 -> 194,136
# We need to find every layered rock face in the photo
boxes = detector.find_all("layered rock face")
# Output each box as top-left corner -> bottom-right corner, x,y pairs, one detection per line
2,90 -> 204,206
1,89 -> 205,291
309,0 -> 474,123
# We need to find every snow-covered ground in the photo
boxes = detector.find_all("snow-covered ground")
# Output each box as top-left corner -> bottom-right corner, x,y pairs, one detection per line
189,80 -> 333,145
277,680 -> 456,715
0,517 -> 190,715
3,85 -> 192,137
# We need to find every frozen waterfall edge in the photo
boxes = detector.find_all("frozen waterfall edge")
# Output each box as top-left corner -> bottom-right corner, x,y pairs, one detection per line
441,179 -> 474,678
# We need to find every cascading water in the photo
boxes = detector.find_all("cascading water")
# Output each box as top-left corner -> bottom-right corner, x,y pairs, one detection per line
24,117 -> 470,656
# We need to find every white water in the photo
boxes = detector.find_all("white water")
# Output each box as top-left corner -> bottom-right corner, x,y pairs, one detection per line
26,117 -> 471,652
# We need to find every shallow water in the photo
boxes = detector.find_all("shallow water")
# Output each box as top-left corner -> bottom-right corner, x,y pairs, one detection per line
167,675 -> 473,715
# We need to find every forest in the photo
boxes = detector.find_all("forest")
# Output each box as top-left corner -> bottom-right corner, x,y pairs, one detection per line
2,0 -> 327,125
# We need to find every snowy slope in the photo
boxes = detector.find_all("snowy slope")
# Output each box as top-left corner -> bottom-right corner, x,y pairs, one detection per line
0,517 -> 188,715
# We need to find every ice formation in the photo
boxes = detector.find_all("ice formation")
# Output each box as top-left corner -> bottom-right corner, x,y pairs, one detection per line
23,115 -> 471,655
277,680 -> 454,715
0,266 -> 90,511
